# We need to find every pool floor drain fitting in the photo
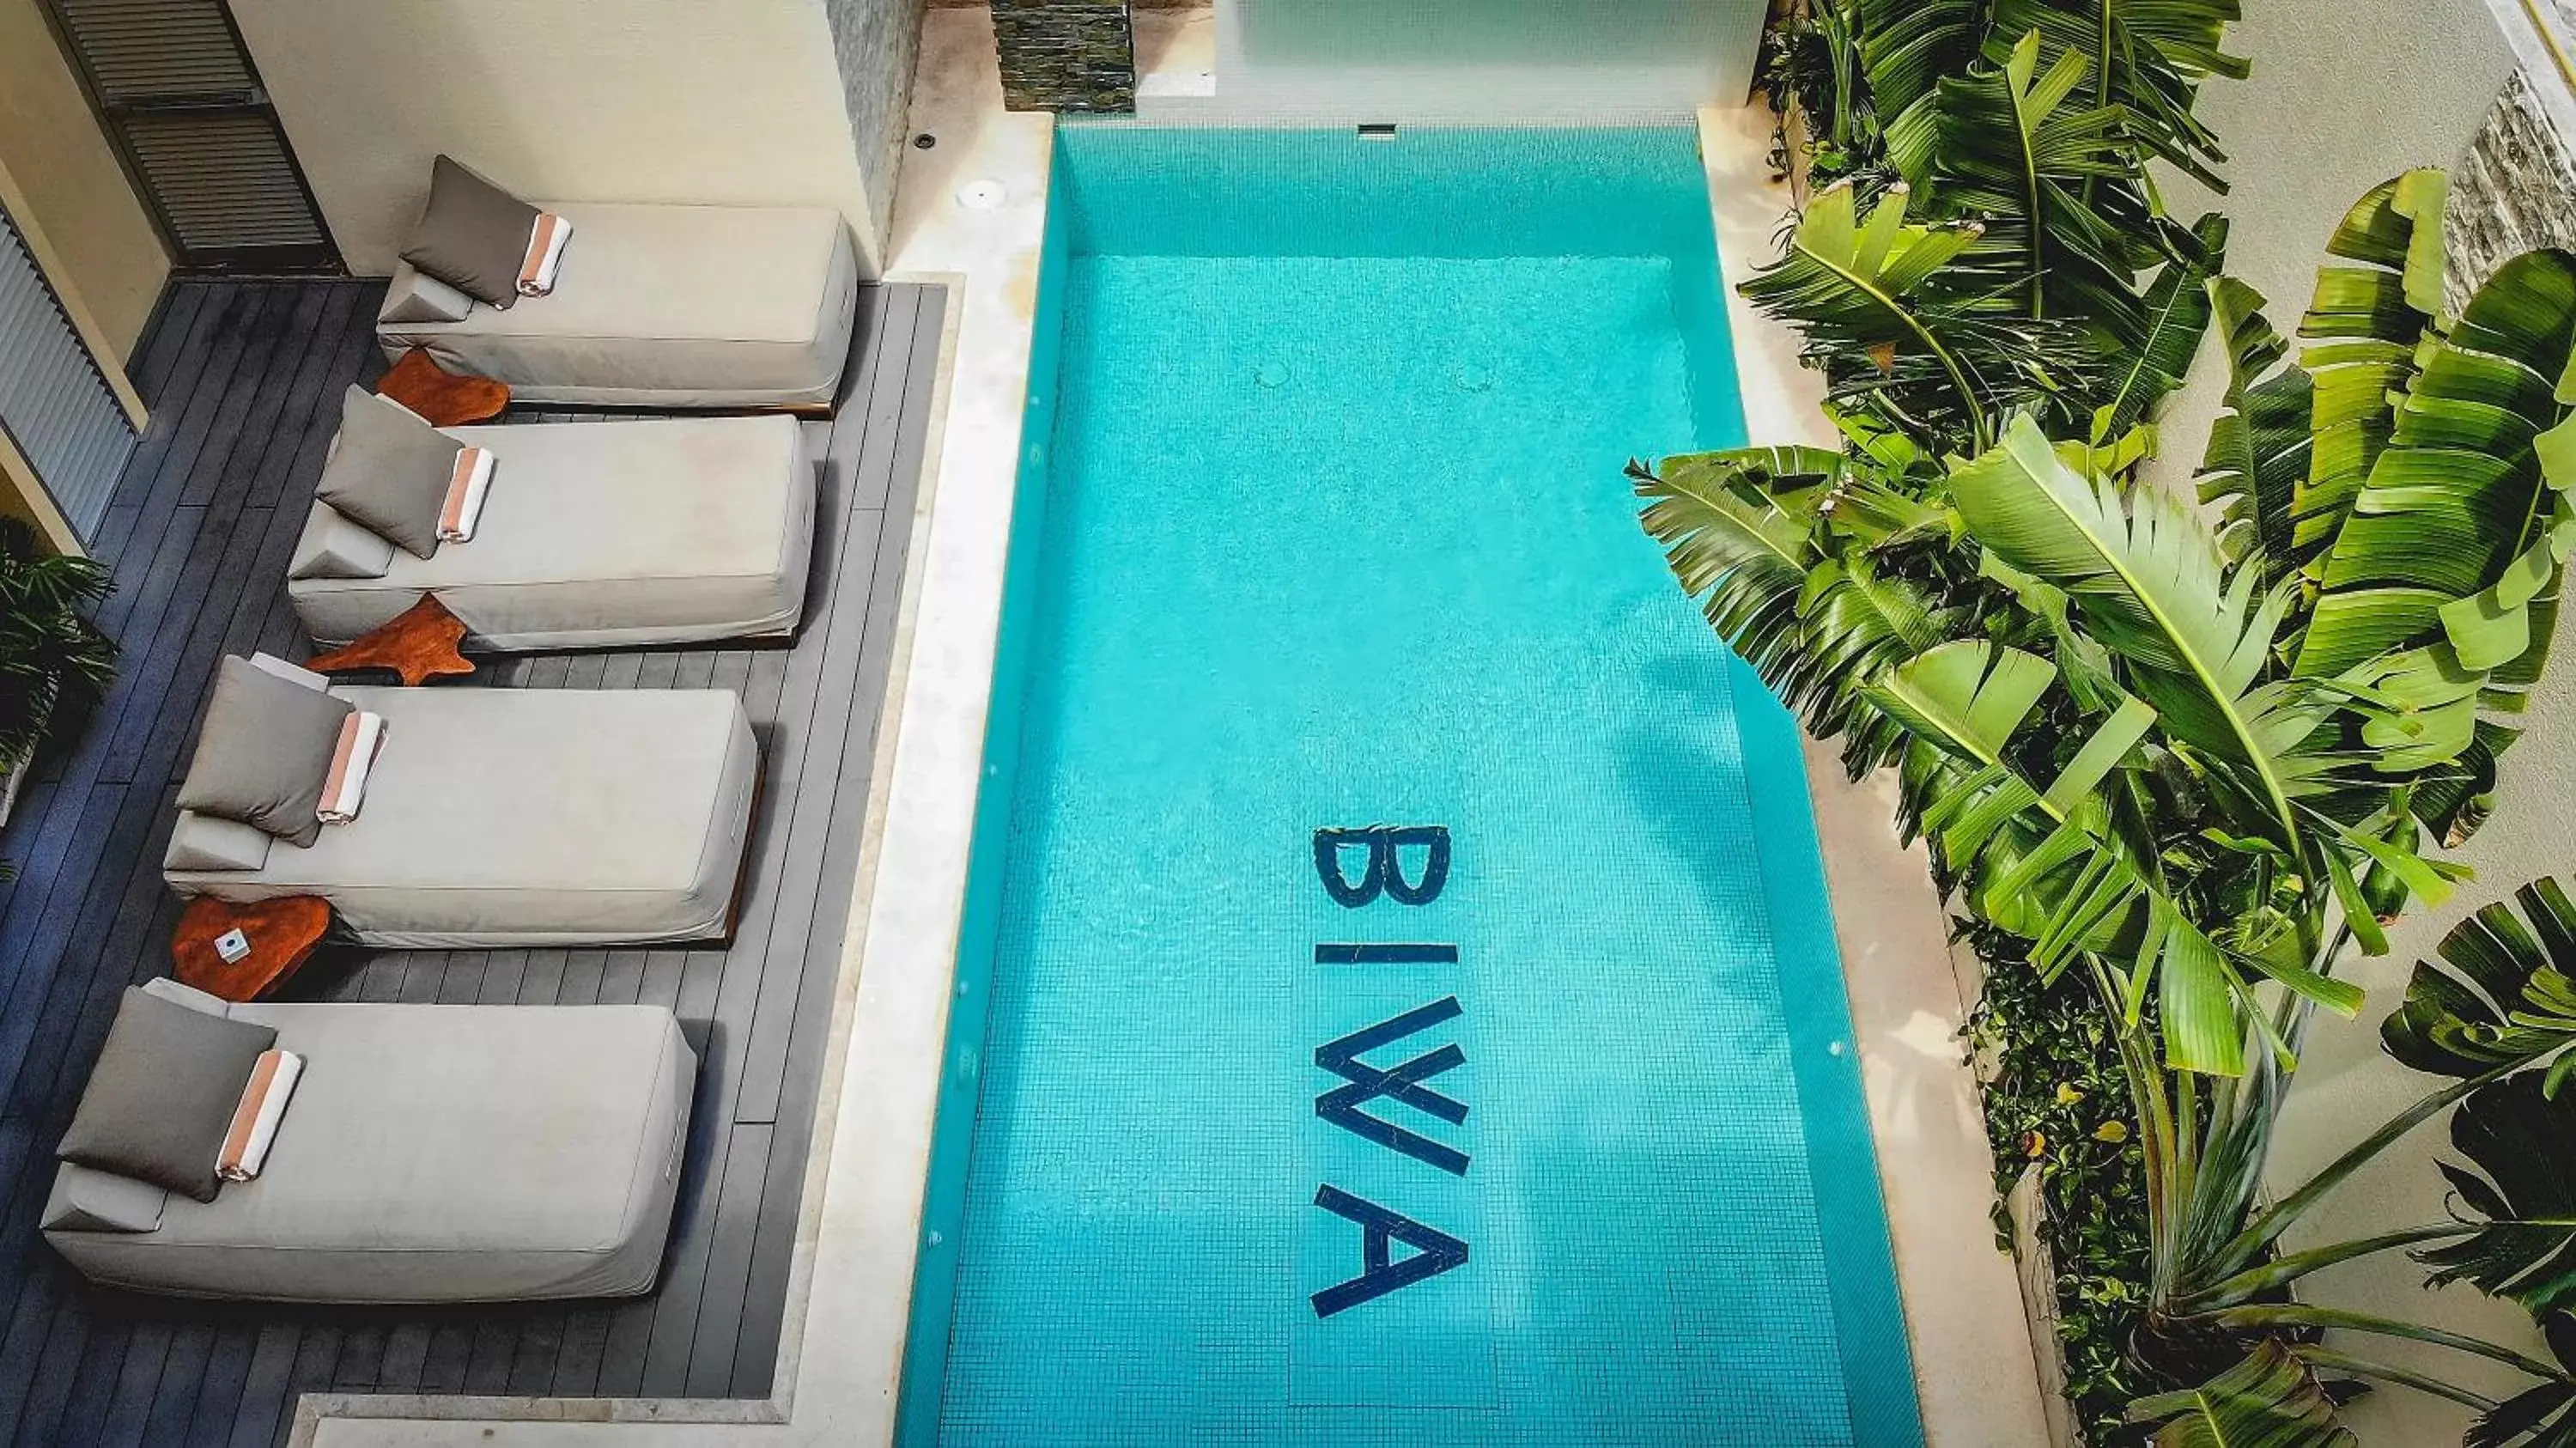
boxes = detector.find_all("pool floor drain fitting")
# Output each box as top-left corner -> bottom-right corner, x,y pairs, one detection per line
1256,361 -> 1290,388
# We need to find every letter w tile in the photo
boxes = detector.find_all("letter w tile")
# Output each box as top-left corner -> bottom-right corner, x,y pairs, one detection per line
1315,996 -> 1468,1177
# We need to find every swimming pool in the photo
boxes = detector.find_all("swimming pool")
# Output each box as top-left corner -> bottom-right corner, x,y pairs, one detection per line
896,125 -> 1921,1446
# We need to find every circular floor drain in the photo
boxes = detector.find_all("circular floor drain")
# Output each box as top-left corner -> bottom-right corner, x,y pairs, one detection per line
1256,361 -> 1290,388
957,179 -> 1007,210
1453,363 -> 1495,392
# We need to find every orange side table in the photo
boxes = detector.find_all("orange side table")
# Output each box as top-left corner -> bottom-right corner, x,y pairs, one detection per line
375,347 -> 510,427
307,594 -> 475,687
172,895 -> 332,1003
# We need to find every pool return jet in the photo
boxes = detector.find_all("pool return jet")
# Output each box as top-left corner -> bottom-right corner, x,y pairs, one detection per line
1309,825 -> 1471,1318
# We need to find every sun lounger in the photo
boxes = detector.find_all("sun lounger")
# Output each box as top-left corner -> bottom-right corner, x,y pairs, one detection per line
375,202 -> 859,411
46,990 -> 694,1303
289,414 -> 817,651
165,684 -> 759,949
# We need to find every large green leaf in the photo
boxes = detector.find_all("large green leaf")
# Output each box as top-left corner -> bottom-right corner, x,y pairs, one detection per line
1886,29 -> 2148,327
2292,170 -> 2448,563
2196,275 -> 2312,581
1793,554 -> 1954,769
2129,1342 -> 2355,1447
1949,415 -> 2331,846
1865,642 -> 2149,951
2418,1074 -> 2576,1315
1627,447 -> 1832,680
1846,0 -> 1989,121
1865,640 -> 2313,1072
1986,0 -> 2246,187
2293,244 -> 2576,785
1631,443 -> 1959,772
1741,179 -> 2095,450
2385,877 -> 2576,1089
2093,215 -> 2228,444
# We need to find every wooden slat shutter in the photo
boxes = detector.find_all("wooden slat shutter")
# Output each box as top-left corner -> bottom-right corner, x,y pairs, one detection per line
43,0 -> 338,271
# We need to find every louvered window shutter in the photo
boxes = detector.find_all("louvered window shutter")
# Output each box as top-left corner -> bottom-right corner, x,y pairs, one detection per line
44,0 -> 337,271
0,204 -> 139,542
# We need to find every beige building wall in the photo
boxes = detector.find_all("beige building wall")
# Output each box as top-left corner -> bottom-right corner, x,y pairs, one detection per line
226,0 -> 896,277
0,0 -> 170,359
2148,3 -> 2561,1443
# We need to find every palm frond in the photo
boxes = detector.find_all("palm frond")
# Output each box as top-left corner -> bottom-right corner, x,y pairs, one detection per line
1846,0 -> 1990,120
1741,179 -> 2099,450
1627,447 -> 1834,686
2128,1341 -> 2355,1447
1886,30 -> 2147,324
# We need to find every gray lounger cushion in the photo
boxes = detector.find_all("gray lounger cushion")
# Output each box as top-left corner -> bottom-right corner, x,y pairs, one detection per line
311,386 -> 463,558
57,989 -> 277,1202
46,1003 -> 694,1303
379,265 -> 473,325
375,203 -> 858,409
289,415 -> 815,651
165,686 -> 759,949
164,810 -> 273,873
288,500 -> 398,581
175,656 -> 353,848
399,155 -> 539,307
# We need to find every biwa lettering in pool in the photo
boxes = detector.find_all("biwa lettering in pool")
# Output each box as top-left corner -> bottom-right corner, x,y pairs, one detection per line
1309,824 -> 1471,1319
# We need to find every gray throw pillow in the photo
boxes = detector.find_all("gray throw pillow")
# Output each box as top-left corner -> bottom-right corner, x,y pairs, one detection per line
175,655 -> 352,847
398,155 -> 538,307
313,386 -> 459,559
58,988 -> 278,1202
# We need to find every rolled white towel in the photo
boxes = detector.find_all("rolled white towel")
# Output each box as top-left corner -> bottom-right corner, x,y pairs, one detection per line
517,213 -> 572,297
438,445 -> 495,543
317,709 -> 386,825
218,1049 -> 305,1183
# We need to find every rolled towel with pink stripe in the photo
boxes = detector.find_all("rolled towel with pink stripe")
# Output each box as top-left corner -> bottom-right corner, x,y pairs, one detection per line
317,709 -> 386,826
517,213 -> 572,297
438,446 -> 494,543
218,1048 -> 305,1183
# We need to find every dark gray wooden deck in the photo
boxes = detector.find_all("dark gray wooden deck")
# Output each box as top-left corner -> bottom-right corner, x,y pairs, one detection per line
0,276 -> 945,1445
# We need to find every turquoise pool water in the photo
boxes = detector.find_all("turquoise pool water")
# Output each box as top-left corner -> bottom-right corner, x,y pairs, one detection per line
899,125 -> 1922,1446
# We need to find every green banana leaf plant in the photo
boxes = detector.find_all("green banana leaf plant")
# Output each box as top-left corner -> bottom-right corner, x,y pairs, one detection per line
1795,0 -> 2245,191
1635,164 -> 2576,1440
2120,881 -> 2576,1444
1638,171 -> 2576,1077
1755,0 -> 2243,443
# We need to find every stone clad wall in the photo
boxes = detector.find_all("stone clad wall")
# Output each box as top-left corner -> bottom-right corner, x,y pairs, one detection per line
2449,69 -> 2576,307
823,0 -> 928,268
992,1 -> 1137,113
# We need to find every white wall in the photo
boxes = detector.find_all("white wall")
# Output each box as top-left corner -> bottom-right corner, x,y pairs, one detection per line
1161,0 -> 1764,121
226,0 -> 891,277
2148,3 -> 2559,1443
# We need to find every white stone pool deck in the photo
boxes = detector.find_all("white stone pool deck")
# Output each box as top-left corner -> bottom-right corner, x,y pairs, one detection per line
302,14 -> 2047,1446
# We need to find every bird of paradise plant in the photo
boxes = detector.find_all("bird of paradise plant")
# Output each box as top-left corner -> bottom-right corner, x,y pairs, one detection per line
1631,161 -> 2576,1439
